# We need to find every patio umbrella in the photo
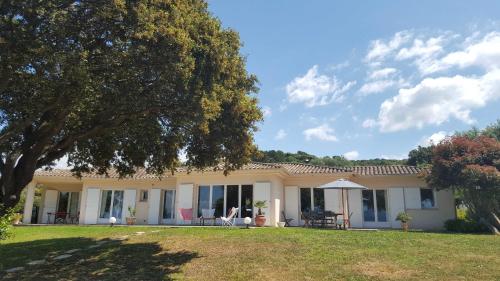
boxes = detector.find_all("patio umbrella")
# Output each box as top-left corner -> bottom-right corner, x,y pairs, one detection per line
316,179 -> 367,228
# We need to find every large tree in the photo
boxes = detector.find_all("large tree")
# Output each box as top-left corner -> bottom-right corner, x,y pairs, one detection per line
0,0 -> 262,213
426,135 -> 500,232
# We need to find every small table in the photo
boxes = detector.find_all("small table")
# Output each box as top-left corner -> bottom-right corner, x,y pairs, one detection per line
199,217 -> 216,226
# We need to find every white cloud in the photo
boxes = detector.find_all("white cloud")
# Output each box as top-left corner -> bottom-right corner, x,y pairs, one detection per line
262,106 -> 272,118
286,65 -> 356,107
439,31 -> 500,71
395,35 -> 450,75
365,31 -> 413,62
380,154 -> 407,160
330,61 -> 350,71
377,70 -> 500,132
419,131 -> 449,146
274,129 -> 287,140
368,67 -> 397,80
303,124 -> 338,142
343,150 -> 359,160
362,31 -> 500,132
362,118 -> 377,128
359,79 -> 398,95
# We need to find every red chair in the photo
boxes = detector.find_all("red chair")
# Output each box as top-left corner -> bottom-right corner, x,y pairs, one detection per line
179,208 -> 193,224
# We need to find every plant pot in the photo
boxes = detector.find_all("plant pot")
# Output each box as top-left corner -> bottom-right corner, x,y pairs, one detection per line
401,222 -> 409,232
254,215 -> 266,227
126,217 -> 136,225
12,218 -> 21,225
277,222 -> 286,227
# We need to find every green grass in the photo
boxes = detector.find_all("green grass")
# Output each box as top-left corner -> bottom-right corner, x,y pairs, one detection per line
1,226 -> 499,280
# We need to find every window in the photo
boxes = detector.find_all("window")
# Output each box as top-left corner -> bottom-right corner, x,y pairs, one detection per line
139,190 -> 148,202
212,185 -> 224,217
362,189 -> 388,222
99,190 -> 124,219
420,188 -> 435,208
226,185 -> 239,215
197,186 -> 210,217
241,185 -> 253,218
162,190 -> 176,220
197,184 -> 254,218
300,188 -> 324,213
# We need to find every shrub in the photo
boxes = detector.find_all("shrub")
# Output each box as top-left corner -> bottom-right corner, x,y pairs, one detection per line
444,219 -> 489,233
395,212 -> 412,223
0,205 -> 15,240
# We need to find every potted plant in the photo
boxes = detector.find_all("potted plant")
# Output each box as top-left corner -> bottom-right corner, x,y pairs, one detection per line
12,213 -> 23,225
126,206 -> 137,225
254,200 -> 267,227
396,212 -> 412,231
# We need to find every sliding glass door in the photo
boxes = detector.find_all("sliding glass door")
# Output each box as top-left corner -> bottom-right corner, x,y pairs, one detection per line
57,192 -> 80,216
300,188 -> 325,213
99,190 -> 124,222
162,189 -> 176,224
197,184 -> 253,222
362,189 -> 389,227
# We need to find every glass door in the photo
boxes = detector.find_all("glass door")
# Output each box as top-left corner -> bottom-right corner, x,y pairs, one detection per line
98,190 -> 124,223
162,190 -> 176,224
362,189 -> 389,227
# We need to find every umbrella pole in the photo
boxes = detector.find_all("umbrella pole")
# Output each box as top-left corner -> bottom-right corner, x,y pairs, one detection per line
341,188 -> 345,229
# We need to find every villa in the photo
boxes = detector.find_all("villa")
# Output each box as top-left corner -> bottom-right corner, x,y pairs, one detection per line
22,162 -> 455,230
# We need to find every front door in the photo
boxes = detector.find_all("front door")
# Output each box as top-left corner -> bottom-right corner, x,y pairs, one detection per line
162,189 -> 176,224
362,189 -> 390,228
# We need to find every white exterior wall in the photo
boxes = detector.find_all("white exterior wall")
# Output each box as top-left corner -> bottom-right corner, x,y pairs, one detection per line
284,186 -> 299,226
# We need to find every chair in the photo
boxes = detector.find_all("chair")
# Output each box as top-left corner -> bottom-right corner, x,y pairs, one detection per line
301,211 -> 311,227
179,208 -> 193,224
200,208 -> 216,226
281,211 -> 294,227
221,207 -> 238,227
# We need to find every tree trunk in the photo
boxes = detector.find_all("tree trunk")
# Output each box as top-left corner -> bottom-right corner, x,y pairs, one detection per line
0,158 -> 37,217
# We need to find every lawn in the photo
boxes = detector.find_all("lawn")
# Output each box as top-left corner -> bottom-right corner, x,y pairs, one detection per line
0,226 -> 499,281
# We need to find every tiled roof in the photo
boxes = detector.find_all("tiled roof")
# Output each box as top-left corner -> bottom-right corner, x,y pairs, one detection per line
35,162 -> 423,179
350,165 -> 424,175
35,162 -> 283,179
276,162 -> 350,174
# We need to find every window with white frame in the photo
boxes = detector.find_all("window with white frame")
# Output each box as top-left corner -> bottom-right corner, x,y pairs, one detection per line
197,184 -> 253,218
299,187 -> 325,213
420,188 -> 435,208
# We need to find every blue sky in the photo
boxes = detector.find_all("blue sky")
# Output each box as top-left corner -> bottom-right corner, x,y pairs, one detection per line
208,0 -> 500,160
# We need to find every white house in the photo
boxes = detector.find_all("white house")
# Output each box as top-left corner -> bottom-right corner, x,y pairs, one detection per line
22,162 -> 456,230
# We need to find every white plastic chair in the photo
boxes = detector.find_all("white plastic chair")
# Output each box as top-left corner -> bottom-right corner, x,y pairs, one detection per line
201,208 -> 215,218
221,207 -> 238,227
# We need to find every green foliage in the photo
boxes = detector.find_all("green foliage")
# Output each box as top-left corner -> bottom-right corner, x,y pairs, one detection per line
254,200 -> 267,216
407,145 -> 433,167
427,133 -> 499,228
444,219 -> 489,233
252,150 -> 406,167
395,212 -> 412,223
0,0 -> 261,210
127,206 -> 136,218
0,205 -> 15,240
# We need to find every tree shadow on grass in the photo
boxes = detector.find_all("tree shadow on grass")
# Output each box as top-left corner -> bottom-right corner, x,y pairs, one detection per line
1,237 -> 199,281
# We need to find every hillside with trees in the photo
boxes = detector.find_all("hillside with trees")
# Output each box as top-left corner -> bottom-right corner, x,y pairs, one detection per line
252,150 -> 406,167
